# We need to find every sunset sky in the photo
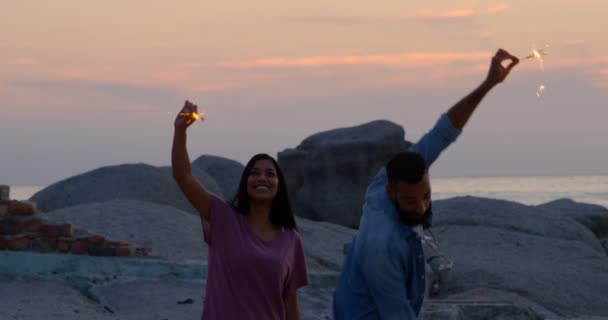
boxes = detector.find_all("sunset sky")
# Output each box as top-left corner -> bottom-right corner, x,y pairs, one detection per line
1,0 -> 607,185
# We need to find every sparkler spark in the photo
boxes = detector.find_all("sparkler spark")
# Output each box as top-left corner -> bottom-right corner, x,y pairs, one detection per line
525,45 -> 549,98
525,48 -> 548,71
525,48 -> 548,60
179,111 -> 205,123
536,84 -> 545,97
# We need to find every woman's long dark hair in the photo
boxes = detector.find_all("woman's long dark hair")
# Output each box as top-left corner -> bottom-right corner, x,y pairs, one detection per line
231,153 -> 298,230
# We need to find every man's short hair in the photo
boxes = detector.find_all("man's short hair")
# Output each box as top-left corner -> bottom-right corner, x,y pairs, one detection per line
386,152 -> 428,185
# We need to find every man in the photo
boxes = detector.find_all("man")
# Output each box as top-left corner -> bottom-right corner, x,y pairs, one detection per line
333,48 -> 519,319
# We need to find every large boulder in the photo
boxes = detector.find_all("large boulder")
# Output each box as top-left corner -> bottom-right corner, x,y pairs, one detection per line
430,196 -> 608,317
30,163 -> 223,214
45,199 -> 207,261
44,199 -> 356,271
278,120 -> 412,228
296,217 -> 356,271
536,198 -> 608,239
433,196 -> 604,252
192,155 -> 244,201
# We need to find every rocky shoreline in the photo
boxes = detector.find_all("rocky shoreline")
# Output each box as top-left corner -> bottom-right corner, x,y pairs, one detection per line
2,120 -> 608,319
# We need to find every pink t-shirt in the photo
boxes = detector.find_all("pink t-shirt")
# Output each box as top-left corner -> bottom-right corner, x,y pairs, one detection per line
201,195 -> 309,320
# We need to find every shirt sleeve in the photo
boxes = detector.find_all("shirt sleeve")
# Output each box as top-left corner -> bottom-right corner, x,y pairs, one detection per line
201,195 -> 235,246
364,168 -> 389,204
362,242 -> 417,320
409,113 -> 461,168
283,232 -> 310,297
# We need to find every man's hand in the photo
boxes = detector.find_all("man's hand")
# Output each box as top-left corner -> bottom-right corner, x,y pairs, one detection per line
485,48 -> 519,86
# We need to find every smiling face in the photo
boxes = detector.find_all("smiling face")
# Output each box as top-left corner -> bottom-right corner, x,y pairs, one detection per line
246,159 -> 280,202
386,172 -> 432,225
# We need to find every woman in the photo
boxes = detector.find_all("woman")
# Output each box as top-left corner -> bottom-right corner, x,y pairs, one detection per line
172,100 -> 308,320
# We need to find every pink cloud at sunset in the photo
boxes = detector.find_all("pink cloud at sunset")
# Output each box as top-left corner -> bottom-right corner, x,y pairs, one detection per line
405,4 -> 509,20
218,52 -> 492,69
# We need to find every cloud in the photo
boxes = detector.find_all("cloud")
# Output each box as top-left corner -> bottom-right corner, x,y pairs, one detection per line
218,51 -> 491,69
405,4 -> 508,20
483,4 -> 510,14
9,77 -> 182,109
406,9 -> 477,20
295,3 -> 509,25
367,64 -> 488,88
549,56 -> 608,68
6,58 -> 38,66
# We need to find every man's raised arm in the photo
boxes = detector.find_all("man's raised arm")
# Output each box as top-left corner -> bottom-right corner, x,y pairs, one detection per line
447,48 -> 519,130
410,48 -> 519,166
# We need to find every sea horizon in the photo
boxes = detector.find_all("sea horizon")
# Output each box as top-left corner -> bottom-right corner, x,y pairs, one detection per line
7,174 -> 608,210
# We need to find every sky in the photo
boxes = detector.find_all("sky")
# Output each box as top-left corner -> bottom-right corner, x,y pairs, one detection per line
1,0 -> 607,186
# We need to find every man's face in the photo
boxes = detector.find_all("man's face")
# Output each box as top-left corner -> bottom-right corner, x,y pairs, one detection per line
386,173 -> 431,226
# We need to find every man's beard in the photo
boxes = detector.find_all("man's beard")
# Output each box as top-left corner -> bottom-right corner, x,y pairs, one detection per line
393,201 -> 432,226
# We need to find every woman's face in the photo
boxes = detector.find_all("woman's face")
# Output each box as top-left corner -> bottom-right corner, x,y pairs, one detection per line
246,159 -> 280,202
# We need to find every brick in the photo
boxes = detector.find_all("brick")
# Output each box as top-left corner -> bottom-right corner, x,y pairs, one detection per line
106,241 -> 130,248
58,237 -> 75,253
88,245 -> 115,256
8,200 -> 37,216
87,235 -> 106,246
6,236 -> 32,250
70,240 -> 88,255
0,218 -> 23,235
115,246 -> 131,257
60,224 -> 73,237
31,237 -> 58,253
134,246 -> 151,257
0,201 -> 8,217
24,218 -> 43,233
40,224 -> 73,238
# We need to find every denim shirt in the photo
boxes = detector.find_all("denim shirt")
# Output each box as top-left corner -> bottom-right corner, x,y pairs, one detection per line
334,113 -> 460,320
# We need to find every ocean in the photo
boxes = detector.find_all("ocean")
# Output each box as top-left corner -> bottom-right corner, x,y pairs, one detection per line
8,175 -> 608,209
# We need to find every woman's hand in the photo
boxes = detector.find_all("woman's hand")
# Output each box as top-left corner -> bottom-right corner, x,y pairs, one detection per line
174,100 -> 200,131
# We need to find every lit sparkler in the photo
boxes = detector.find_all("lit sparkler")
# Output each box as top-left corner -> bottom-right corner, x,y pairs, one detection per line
536,84 -> 545,97
179,111 -> 205,124
524,45 -> 549,98
525,47 -> 548,71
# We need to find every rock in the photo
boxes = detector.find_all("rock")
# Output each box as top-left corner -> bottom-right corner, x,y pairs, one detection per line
30,163 -> 223,214
0,276 -> 113,320
90,278 -> 204,320
192,155 -> 244,200
429,196 -> 608,317
158,165 -> 225,199
278,120 -> 412,228
433,196 -> 604,253
45,199 -> 207,261
296,217 -> 356,271
537,198 -> 608,239
438,287 -> 568,320
91,278 -> 337,320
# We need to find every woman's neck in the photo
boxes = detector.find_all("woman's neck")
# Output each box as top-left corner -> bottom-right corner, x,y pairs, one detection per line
247,200 -> 274,228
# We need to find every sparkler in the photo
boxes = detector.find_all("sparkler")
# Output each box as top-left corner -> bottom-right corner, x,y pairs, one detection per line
179,111 -> 205,124
525,47 -> 548,71
524,46 -> 549,97
536,84 -> 546,97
